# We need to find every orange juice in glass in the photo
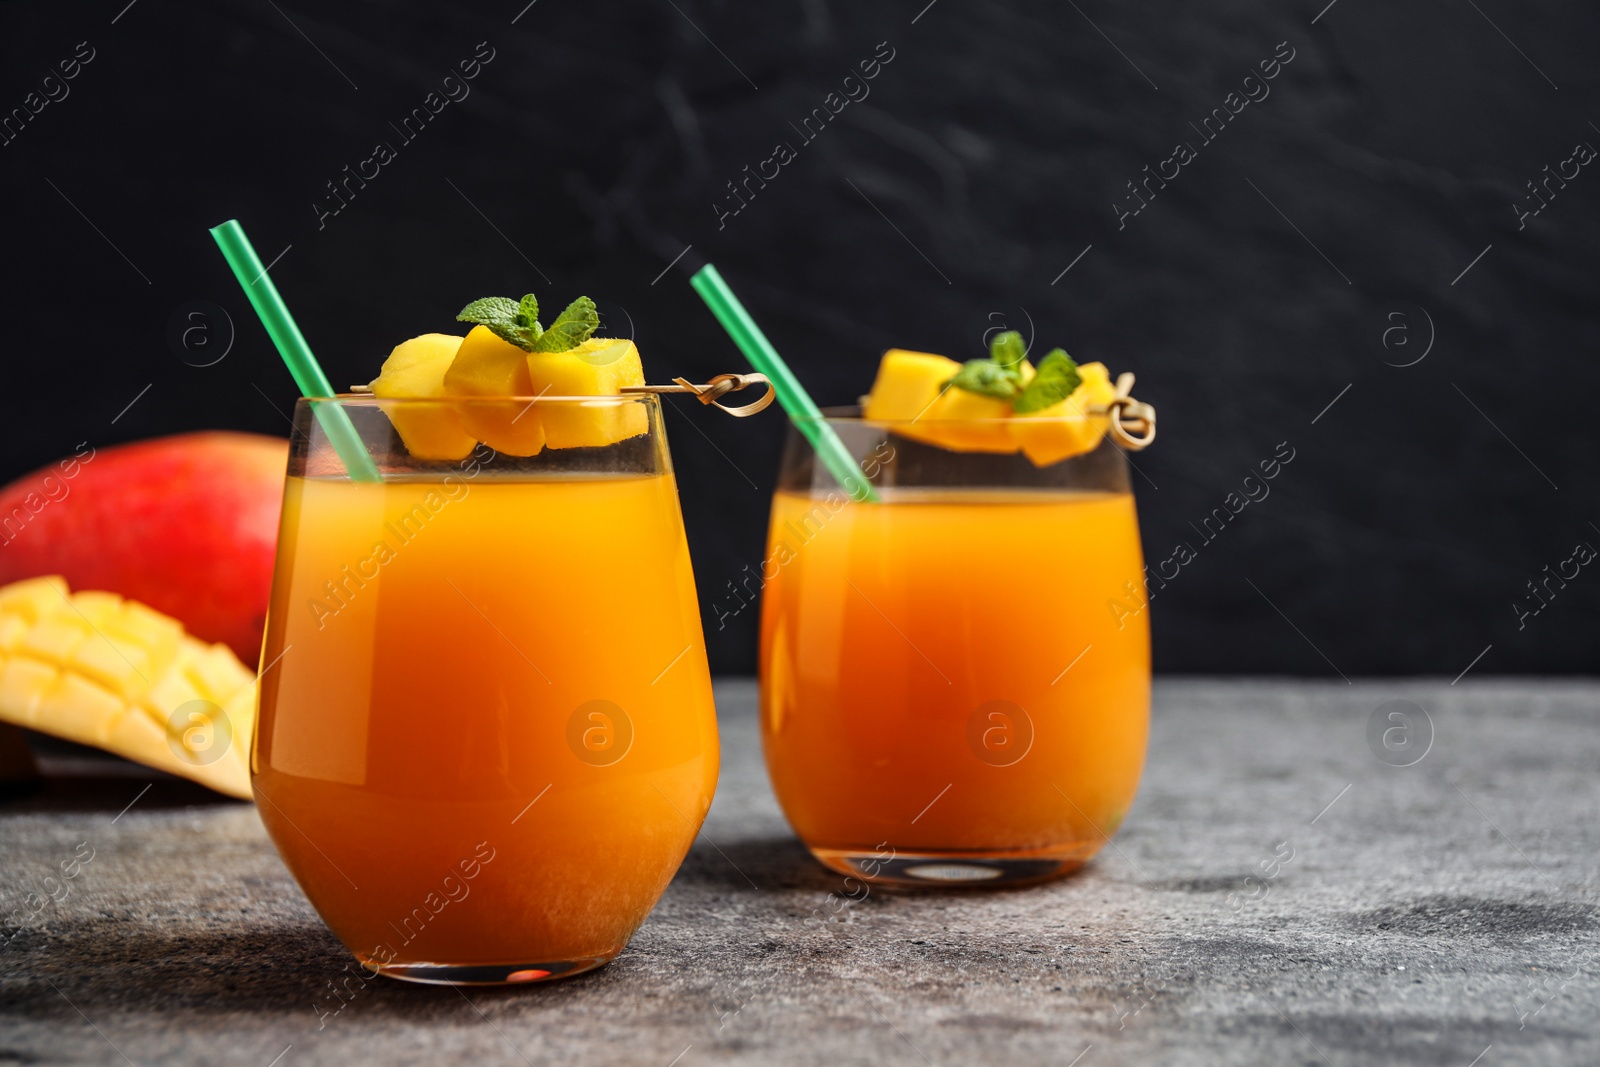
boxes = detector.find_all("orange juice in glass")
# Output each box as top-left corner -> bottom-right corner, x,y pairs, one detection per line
254,394 -> 717,983
760,397 -> 1151,886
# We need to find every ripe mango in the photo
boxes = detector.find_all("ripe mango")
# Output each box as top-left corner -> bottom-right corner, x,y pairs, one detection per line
0,433 -> 285,664
370,333 -> 478,461
526,338 -> 649,449
1010,361 -> 1118,466
0,576 -> 256,798
442,325 -> 546,456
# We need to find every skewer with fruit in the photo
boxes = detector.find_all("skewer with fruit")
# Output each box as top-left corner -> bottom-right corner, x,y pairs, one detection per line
863,329 -> 1155,463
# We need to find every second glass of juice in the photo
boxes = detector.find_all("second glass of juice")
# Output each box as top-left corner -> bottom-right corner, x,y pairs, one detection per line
254,394 -> 718,983
760,411 -> 1149,886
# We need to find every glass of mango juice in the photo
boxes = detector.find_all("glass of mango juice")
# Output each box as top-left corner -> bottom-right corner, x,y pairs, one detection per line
253,392 -> 718,985
760,353 -> 1151,888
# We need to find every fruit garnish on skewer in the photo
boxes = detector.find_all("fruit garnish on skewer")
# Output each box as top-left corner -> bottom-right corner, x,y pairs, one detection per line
0,576 -> 256,799
862,329 -> 1144,463
370,292 -> 647,459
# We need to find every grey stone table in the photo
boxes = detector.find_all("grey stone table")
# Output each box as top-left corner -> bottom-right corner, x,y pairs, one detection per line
1,679 -> 1596,1066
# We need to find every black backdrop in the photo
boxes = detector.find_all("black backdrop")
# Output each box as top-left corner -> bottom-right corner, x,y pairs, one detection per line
2,0 -> 1596,676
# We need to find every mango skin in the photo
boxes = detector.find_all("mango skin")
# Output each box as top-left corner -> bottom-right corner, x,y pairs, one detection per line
370,333 -> 478,461
0,433 -> 285,665
526,338 -> 649,448
442,325 -> 546,456
1010,361 -> 1118,466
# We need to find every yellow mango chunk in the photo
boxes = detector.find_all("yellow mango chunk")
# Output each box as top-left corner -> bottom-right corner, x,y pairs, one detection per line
0,576 -> 68,623
914,387 -> 1019,453
36,672 -> 124,746
68,629 -> 156,697
371,333 -> 478,462
72,591 -> 124,627
442,325 -> 545,456
19,616 -> 88,664
0,657 -> 58,725
526,338 -> 648,449
1011,361 -> 1119,466
863,350 -> 963,423
0,576 -> 257,799
0,614 -> 30,653
863,349 -> 1035,453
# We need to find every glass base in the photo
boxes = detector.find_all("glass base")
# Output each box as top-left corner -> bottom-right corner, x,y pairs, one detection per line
810,845 -> 1096,888
361,954 -> 612,986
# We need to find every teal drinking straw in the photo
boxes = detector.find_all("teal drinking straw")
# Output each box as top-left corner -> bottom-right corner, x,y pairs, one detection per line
689,264 -> 879,503
209,219 -> 382,483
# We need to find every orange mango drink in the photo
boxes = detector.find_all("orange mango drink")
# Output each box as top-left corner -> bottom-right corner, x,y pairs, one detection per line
759,329 -> 1154,885
254,378 -> 717,980
761,486 -> 1148,882
256,464 -> 716,981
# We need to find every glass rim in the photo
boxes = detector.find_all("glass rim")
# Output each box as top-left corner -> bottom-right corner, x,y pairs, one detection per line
301,392 -> 661,407
804,404 -> 1104,425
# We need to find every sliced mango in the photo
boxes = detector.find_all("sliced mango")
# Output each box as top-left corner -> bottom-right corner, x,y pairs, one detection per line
1010,361 -> 1118,466
0,576 -> 256,799
442,325 -> 545,456
526,338 -> 649,449
370,333 -> 477,461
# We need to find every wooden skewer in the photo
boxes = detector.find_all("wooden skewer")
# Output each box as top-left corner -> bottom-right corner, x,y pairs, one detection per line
346,373 -> 777,419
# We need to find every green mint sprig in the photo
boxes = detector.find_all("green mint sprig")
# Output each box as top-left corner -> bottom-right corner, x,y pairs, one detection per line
945,329 -> 1031,399
457,293 -> 599,353
1013,349 -> 1082,413
945,329 -> 1084,412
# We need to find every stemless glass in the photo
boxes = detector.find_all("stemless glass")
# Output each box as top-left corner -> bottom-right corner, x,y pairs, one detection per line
253,394 -> 718,984
759,409 -> 1150,887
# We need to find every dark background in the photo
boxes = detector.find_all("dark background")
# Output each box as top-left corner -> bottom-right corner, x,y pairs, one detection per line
2,0 -> 1595,676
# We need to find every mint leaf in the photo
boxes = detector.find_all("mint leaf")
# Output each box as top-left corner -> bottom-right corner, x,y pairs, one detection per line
530,296 -> 599,353
457,292 -> 599,353
457,297 -> 519,327
946,358 -> 1022,400
458,294 -> 541,351
487,323 -> 535,349
514,293 -> 540,330
1013,349 -> 1082,414
989,330 -> 1028,370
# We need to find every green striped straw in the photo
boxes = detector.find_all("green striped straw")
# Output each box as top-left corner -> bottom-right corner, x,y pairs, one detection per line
690,264 -> 879,503
209,219 -> 381,483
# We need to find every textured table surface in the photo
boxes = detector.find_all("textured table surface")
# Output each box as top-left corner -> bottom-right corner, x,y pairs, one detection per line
1,679 -> 1596,1066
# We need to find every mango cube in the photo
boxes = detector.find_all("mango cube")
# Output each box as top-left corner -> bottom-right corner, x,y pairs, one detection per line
526,338 -> 648,449
442,325 -> 546,456
371,333 -> 478,461
914,386 -> 1019,453
863,350 -> 963,424
1010,361 -> 1118,466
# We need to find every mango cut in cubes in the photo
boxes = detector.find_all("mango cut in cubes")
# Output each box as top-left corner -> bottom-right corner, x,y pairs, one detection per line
0,576 -> 256,798
862,350 -> 962,424
370,333 -> 478,461
863,349 -> 1118,464
1010,361 -> 1118,466
377,326 -> 650,459
527,337 -> 649,448
441,325 -> 547,456
862,349 -> 1010,452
